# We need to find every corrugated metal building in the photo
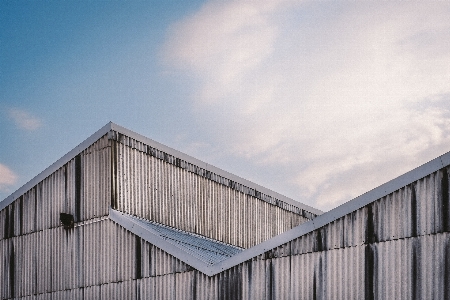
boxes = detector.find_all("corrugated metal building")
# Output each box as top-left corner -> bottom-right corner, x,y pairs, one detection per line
1,122 -> 449,299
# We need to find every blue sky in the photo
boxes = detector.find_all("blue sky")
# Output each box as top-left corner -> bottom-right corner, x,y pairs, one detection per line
1,0 -> 450,211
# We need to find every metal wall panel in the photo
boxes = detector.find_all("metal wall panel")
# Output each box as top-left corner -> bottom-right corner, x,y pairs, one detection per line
236,166 -> 449,262
112,134 -> 311,248
2,233 -> 449,299
3,132 -> 450,299
0,135 -> 111,241
250,166 -> 450,300
0,219 -> 191,299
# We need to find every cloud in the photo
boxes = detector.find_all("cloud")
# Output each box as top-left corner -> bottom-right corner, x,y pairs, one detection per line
164,0 -> 450,211
0,163 -> 18,192
9,108 -> 43,131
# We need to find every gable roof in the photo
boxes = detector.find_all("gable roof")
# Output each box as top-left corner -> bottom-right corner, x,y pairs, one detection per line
3,122 -> 450,276
0,122 -> 322,216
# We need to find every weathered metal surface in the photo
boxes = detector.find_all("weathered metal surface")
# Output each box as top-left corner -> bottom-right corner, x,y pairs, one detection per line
2,227 -> 449,300
111,132 -> 312,248
3,123 -> 450,299
107,123 -> 322,216
1,234 -> 450,299
0,123 -> 114,212
0,135 -> 110,241
0,219 -> 191,299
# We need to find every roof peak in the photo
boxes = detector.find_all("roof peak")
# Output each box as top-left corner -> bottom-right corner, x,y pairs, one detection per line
1,122 -> 322,215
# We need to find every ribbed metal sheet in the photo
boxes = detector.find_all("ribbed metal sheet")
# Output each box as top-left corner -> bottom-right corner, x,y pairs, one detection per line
122,213 -> 243,266
3,125 -> 450,299
260,167 -> 450,258
2,234 -> 449,299
0,218 -> 191,299
0,134 -> 111,241
112,134 -> 311,248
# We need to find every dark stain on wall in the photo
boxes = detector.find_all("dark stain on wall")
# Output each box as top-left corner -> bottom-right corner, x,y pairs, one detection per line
4,206 -> 9,238
312,270 -> 317,300
411,184 -> 418,237
411,239 -> 421,300
442,168 -> 449,232
364,244 -> 375,300
4,205 -> 14,239
316,229 -> 323,252
34,186 -> 38,232
75,154 -> 82,221
444,238 -> 450,300
135,236 -> 142,279
111,140 -> 118,209
18,195 -> 23,236
64,164 -> 68,212
9,242 -> 15,298
366,204 -> 376,244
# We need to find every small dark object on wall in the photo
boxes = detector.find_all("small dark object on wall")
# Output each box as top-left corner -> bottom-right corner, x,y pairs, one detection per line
60,213 -> 74,229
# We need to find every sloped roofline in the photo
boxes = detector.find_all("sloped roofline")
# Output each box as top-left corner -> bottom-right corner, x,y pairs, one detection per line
3,122 -> 450,276
0,122 -> 321,215
111,149 -> 450,276
0,122 -> 113,211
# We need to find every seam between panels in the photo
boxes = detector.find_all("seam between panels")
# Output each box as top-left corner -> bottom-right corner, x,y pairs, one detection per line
0,216 -> 110,242
255,230 -> 450,262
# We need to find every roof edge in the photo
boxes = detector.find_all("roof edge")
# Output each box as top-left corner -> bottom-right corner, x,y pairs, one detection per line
1,122 -> 322,215
205,149 -> 450,275
109,122 -> 322,215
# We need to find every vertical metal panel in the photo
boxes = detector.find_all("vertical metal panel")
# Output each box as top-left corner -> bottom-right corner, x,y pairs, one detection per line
0,135 -> 112,298
0,135 -> 111,242
0,218 -> 193,299
3,134 -> 450,299
2,233 -> 450,299
253,166 -> 450,300
113,136 -> 310,249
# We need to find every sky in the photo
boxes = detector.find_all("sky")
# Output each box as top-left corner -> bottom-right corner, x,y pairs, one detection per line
1,0 -> 450,211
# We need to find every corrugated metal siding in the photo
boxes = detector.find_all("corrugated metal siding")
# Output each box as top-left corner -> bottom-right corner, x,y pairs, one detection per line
262,166 -> 450,257
0,219 -> 191,299
3,131 -> 450,299
0,134 -> 111,240
2,233 -> 449,299
111,133 -> 310,248
247,166 -> 450,299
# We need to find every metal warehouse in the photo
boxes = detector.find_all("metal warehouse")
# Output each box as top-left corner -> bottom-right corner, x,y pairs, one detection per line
1,122 -> 449,299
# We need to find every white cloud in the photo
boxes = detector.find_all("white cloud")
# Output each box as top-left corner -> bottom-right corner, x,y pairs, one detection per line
0,163 -> 18,192
164,0 -> 450,211
9,108 -> 43,131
